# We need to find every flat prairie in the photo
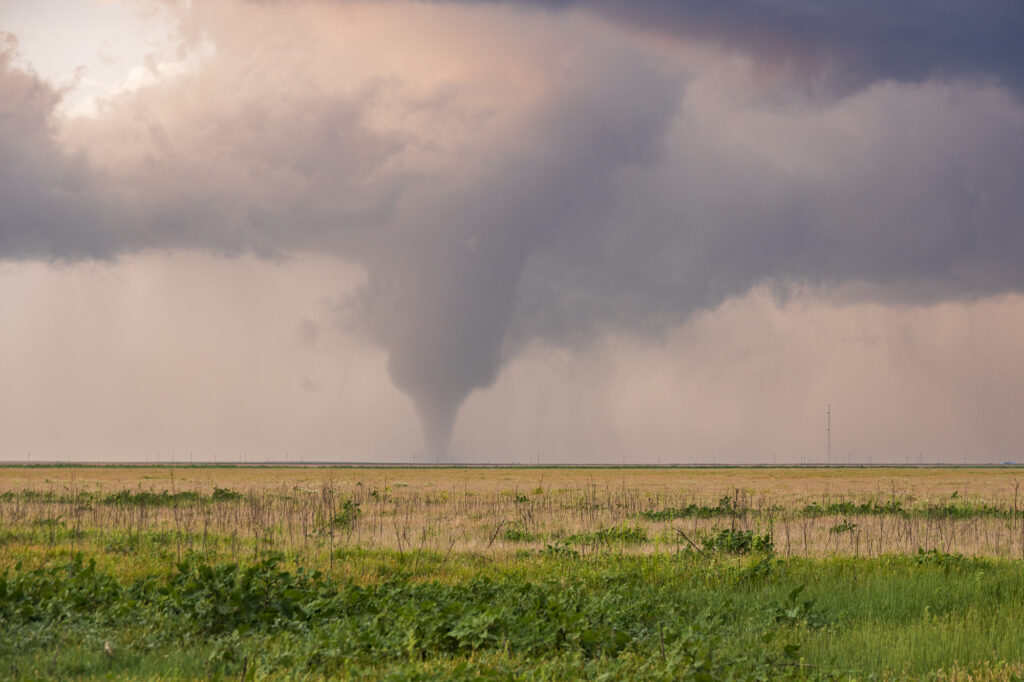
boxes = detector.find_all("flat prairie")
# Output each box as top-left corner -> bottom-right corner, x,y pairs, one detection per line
3,466 -> 1024,680
0,464 -> 1017,498
3,465 -> 1023,564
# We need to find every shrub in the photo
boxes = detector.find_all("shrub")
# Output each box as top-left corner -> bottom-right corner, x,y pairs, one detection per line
329,499 -> 361,531
701,529 -> 774,554
829,520 -> 858,534
102,489 -> 202,506
502,524 -> 540,542
211,487 -> 243,502
640,495 -> 747,521
566,525 -> 648,545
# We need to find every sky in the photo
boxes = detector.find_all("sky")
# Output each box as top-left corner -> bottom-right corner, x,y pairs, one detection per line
1,0 -> 1023,464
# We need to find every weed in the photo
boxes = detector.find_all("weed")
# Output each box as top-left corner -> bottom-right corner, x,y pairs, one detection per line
502,524 -> 540,542
211,487 -> 243,502
829,520 -> 858,534
640,495 -> 747,521
566,524 -> 648,545
700,528 -> 774,554
329,499 -> 361,531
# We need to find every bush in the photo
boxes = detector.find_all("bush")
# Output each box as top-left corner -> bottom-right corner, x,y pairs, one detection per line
640,495 -> 747,521
829,520 -> 858,534
566,525 -> 648,545
700,529 -> 774,554
211,487 -> 243,502
329,499 -> 361,531
502,524 -> 540,542
102,489 -> 201,506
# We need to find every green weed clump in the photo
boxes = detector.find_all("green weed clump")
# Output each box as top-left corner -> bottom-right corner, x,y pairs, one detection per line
98,487 -> 246,507
566,524 -> 648,545
829,520 -> 858,534
921,501 -> 1009,519
700,528 -> 774,554
541,542 -> 580,558
102,489 -> 202,506
210,487 -> 243,502
914,547 -> 969,571
502,523 -> 540,542
801,498 -> 1014,520
639,495 -> 746,521
801,499 -> 907,518
328,499 -> 361,530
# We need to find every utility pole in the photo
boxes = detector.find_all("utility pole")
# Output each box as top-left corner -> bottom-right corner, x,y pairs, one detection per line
827,404 -> 831,465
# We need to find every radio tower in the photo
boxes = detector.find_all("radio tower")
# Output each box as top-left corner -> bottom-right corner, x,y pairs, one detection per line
827,404 -> 831,465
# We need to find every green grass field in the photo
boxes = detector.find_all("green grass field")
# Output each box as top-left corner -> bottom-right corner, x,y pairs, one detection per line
2,466 -> 1024,680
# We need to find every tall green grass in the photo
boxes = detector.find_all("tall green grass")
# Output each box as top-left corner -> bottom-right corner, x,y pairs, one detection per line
2,551 -> 1024,680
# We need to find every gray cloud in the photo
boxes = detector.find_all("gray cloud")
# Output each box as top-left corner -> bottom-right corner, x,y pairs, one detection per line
510,81 -> 1024,347
0,38 -> 114,259
2,2 -> 1024,458
0,29 -> 406,260
443,0 -> 1024,97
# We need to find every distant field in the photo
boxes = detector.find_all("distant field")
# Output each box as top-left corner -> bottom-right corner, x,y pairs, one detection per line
3,465 -> 1023,562
2,466 -> 1024,679
2,463 -> 1019,499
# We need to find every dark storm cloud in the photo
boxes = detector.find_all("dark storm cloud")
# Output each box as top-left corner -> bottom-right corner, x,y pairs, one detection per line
0,39 -> 114,259
3,1 -> 1024,456
445,0 -> 1024,96
509,81 -> 1024,347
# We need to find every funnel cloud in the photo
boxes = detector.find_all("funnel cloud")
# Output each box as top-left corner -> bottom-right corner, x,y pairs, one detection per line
356,54 -> 678,456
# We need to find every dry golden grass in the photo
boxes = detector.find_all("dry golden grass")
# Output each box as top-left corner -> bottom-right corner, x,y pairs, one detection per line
1,464 -> 1018,499
2,466 -> 1024,573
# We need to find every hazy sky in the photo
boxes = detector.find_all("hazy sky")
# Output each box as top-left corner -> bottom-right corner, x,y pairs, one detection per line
1,0 -> 1023,463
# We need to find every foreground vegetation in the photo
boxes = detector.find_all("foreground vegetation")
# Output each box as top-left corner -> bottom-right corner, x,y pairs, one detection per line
5,549 -> 1024,680
2,467 -> 1024,679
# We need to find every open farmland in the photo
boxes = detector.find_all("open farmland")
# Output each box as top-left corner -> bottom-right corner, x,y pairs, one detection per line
3,466 -> 1024,679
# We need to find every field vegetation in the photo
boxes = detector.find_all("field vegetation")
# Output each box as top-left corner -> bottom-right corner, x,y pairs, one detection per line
2,466 -> 1024,679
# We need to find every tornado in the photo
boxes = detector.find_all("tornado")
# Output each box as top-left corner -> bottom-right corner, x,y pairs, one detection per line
366,60 -> 679,460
